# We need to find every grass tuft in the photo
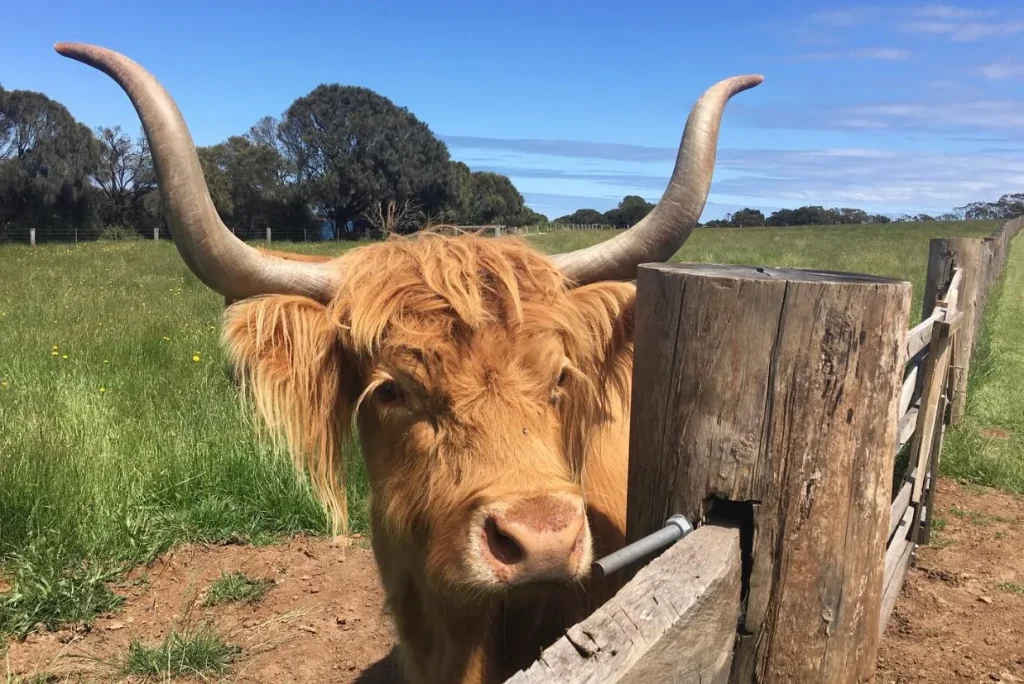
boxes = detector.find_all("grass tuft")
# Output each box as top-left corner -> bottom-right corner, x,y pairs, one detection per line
120,624 -> 240,678
0,541 -> 124,638
203,571 -> 274,607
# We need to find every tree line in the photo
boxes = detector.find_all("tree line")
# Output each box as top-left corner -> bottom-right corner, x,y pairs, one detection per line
3,80 -> 1022,245
555,195 -> 1024,229
0,82 -> 548,243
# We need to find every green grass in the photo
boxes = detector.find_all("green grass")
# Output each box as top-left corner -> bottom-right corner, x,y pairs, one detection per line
940,231 -> 1024,493
0,220 -> 1003,641
203,571 -> 274,607
120,624 -> 240,678
997,581 -> 1024,596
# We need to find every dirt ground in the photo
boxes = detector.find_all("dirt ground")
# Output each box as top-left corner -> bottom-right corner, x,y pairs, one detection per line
2,537 -> 401,683
876,478 -> 1024,684
4,476 -> 1023,683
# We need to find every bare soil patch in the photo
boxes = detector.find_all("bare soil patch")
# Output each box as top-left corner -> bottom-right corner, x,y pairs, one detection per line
5,476 -> 1022,683
3,536 -> 401,683
877,477 -> 1024,683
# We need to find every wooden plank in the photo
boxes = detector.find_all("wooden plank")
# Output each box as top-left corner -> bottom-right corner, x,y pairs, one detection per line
909,319 -> 954,505
905,311 -> 940,360
628,262 -> 911,683
888,477 -> 914,542
939,267 -> 963,312
923,239 -> 984,425
878,522 -> 916,640
885,502 -> 915,574
897,406 -> 919,449
920,393 -> 948,545
503,525 -> 742,684
898,364 -> 919,419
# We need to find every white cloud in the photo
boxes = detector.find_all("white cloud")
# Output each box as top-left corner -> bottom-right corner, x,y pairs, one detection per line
789,47 -> 911,61
909,4 -> 987,21
900,19 -> 1024,41
711,147 -> 1024,212
841,100 -> 1024,131
849,47 -> 912,60
810,9 -> 872,26
977,62 -> 1024,80
796,4 -> 1024,43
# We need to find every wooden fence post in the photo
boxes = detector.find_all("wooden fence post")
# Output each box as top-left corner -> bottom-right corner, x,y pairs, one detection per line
921,238 -> 984,425
628,263 -> 911,683
29,228 -> 36,246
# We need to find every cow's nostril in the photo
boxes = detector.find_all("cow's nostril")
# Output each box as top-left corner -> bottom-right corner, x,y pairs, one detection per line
484,516 -> 524,566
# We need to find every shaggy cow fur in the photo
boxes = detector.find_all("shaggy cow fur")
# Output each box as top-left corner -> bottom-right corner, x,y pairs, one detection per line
221,232 -> 636,683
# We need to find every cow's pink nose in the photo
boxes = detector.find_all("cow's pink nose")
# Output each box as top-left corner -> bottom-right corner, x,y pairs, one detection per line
479,495 -> 588,584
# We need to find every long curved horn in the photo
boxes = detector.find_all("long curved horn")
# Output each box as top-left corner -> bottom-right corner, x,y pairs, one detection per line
54,42 -> 341,304
551,74 -> 764,286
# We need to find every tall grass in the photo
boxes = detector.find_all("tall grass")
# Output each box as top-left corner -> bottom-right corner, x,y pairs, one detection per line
940,232 -> 1024,492
0,221 -> 1000,638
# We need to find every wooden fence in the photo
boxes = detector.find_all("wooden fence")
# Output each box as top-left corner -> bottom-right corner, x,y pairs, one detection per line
505,216 -> 1021,684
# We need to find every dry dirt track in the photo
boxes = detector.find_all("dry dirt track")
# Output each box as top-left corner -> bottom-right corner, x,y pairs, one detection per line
5,477 -> 1023,683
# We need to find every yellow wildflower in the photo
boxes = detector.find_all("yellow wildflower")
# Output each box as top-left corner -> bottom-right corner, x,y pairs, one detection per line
62,354 -> 68,360
51,351 -> 59,357
192,354 -> 201,363
99,387 -> 106,393
1,380 -> 8,388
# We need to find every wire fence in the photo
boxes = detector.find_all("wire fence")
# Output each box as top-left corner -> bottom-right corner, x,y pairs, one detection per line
0,222 -> 619,246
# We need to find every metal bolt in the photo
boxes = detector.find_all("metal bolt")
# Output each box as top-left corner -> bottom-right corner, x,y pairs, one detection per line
591,514 -> 695,578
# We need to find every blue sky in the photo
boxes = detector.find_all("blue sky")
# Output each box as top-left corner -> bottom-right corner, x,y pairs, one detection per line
3,0 -> 1024,221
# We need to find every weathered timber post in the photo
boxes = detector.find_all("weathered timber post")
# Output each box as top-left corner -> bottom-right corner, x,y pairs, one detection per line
922,238 -> 983,424
628,263 -> 911,683
29,228 -> 36,246
979,238 -> 994,313
154,227 -> 160,241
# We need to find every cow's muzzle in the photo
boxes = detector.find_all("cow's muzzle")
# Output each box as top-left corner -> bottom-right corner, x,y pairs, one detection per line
472,493 -> 591,585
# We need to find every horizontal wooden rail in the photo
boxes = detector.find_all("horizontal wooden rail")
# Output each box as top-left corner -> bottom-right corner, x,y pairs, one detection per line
906,311 -> 940,360
504,524 -> 742,684
888,471 -> 915,542
879,502 -> 916,640
897,405 -> 919,450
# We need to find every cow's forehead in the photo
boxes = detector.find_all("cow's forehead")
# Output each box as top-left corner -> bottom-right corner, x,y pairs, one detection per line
373,316 -> 567,381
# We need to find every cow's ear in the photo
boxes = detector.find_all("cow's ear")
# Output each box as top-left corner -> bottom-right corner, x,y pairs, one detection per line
221,294 -> 355,539
564,281 -> 636,400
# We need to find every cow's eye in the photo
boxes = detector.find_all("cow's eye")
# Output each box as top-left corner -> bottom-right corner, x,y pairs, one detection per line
377,380 -> 403,403
556,367 -> 569,387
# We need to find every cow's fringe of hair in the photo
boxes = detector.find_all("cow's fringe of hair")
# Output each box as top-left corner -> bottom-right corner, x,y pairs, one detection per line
221,294 -> 354,539
327,230 -> 565,353
555,281 -> 635,477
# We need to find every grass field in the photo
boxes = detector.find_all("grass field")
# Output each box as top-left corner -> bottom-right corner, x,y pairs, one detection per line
0,220 -> 1011,643
940,231 -> 1024,494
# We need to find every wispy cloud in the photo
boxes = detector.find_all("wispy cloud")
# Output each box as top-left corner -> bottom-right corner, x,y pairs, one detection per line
710,147 -> 1024,210
896,3 -> 1023,41
909,4 -> 990,21
810,8 -> 873,27
793,4 -> 1024,43
977,62 -> 1024,80
442,135 -> 676,163
902,19 -> 1024,41
789,47 -> 911,61
731,98 -> 1024,136
449,131 -> 1024,219
851,47 -> 912,60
